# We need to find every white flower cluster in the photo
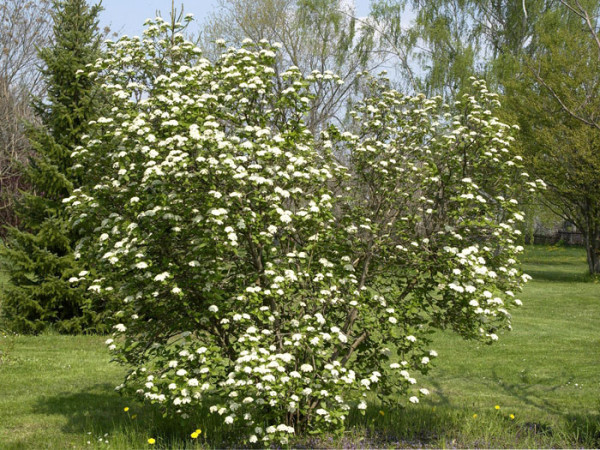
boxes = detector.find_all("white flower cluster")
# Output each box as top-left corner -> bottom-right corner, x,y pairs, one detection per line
66,18 -> 537,445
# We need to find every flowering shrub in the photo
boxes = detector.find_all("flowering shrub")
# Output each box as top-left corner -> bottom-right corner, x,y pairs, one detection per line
65,17 -> 542,445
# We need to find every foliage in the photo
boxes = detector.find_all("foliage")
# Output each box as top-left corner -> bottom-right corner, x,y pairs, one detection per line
505,2 -> 600,274
203,0 -> 376,130
0,0 -> 106,334
367,0 -> 600,274
367,0 -> 545,97
66,17 -> 539,444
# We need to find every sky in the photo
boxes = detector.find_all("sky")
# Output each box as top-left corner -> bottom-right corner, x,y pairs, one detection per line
97,0 -> 374,38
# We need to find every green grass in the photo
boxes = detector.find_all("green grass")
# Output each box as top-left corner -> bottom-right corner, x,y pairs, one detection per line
413,244 -> 600,447
0,245 -> 599,448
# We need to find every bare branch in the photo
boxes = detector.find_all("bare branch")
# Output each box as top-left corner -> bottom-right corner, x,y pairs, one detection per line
336,10 -> 420,93
559,0 -> 600,58
0,0 -> 52,231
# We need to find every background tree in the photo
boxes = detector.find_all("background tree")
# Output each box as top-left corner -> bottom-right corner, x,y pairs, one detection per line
0,0 -> 107,333
0,0 -> 52,231
367,0 -> 600,274
506,1 -> 600,273
202,0 -> 378,131
367,0 -> 549,97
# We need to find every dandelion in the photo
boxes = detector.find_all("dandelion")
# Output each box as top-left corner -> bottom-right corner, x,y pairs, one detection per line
509,414 -> 515,420
473,413 -> 478,418
379,410 -> 385,416
495,405 -> 500,410
124,407 -> 129,412
148,438 -> 156,444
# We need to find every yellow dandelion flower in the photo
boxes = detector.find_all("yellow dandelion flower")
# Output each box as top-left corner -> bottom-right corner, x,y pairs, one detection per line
148,438 -> 156,445
195,428 -> 201,434
473,413 -> 478,418
124,407 -> 129,412
495,405 -> 500,410
191,432 -> 199,439
510,414 -> 515,420
131,414 -> 137,419
379,410 -> 385,416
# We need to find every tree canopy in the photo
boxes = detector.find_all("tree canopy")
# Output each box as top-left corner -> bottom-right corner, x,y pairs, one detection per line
0,0 -> 107,333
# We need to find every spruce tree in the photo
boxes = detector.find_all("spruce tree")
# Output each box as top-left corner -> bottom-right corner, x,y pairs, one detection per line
0,0 -> 106,333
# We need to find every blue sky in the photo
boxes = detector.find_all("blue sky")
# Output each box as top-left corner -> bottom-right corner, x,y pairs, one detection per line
97,0 -> 373,38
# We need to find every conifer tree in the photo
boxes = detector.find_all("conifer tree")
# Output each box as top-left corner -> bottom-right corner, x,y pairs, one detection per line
0,0 -> 106,333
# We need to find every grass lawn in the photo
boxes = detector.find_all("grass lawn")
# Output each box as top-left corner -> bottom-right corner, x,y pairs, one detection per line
0,245 -> 599,448
415,245 -> 600,447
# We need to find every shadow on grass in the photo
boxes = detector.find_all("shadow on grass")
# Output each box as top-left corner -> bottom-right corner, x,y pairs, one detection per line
32,383 -> 456,448
520,244 -> 595,283
32,384 -> 236,448
564,413 -> 600,447
491,369 -> 565,416
32,383 -> 134,433
514,413 -> 600,448
485,371 -> 600,447
342,404 -> 458,448
32,382 -> 600,449
525,268 -> 593,283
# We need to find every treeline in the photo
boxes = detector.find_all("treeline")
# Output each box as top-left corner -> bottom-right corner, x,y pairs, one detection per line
0,0 -> 598,333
